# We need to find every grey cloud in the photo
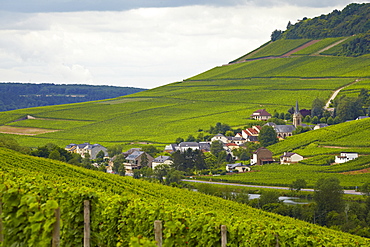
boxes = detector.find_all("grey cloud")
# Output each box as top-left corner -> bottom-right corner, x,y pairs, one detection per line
1,0 -> 366,13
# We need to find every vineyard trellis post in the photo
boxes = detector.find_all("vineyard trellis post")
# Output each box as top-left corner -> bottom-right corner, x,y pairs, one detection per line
154,220 -> 162,247
52,207 -> 61,247
0,198 -> 3,243
221,225 -> 227,247
84,200 -> 91,247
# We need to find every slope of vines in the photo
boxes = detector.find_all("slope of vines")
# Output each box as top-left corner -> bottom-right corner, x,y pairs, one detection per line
0,147 -> 369,246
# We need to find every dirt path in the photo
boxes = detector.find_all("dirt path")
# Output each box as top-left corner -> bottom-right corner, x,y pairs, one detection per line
313,37 -> 351,55
324,79 -> 360,109
281,40 -> 320,57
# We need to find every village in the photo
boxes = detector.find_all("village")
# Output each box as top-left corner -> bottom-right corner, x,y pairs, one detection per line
63,101 -> 363,176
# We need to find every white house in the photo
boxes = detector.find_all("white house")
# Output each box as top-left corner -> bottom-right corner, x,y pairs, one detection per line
226,163 -> 250,172
335,152 -> 358,163
251,109 -> 271,121
211,134 -> 229,144
152,156 -> 173,169
280,152 -> 304,164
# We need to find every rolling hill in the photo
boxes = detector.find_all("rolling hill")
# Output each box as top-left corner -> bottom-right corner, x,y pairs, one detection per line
0,3 -> 369,151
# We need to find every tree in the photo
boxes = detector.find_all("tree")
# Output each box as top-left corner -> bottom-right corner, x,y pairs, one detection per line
140,153 -> 149,167
303,115 -> 311,123
336,96 -> 362,122
327,116 -> 334,125
320,117 -> 327,123
259,190 -> 280,207
360,182 -> 370,196
113,154 -> 126,174
211,141 -> 224,157
288,106 -> 295,114
271,29 -> 283,41
311,116 -> 319,124
48,149 -> 62,161
311,98 -> 325,118
279,112 -> 285,120
225,131 -> 234,137
290,179 -> 307,192
258,125 -> 278,147
175,137 -> 184,144
333,116 -> 341,124
141,145 -> 160,157
186,135 -> 196,142
314,177 -> 344,225
107,144 -> 123,157
285,112 -> 292,120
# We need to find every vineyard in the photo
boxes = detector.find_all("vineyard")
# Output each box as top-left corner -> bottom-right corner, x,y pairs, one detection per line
203,155 -> 370,189
0,147 -> 369,246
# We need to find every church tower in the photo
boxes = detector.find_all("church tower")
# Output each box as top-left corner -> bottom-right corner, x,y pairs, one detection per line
293,100 -> 302,127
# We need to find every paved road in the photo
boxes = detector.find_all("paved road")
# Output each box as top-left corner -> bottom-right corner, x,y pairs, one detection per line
182,179 -> 363,195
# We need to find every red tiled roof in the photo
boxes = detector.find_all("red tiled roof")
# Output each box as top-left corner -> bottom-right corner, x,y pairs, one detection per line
251,109 -> 271,116
226,143 -> 238,146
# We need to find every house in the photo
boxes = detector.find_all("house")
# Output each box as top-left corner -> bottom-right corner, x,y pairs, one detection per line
231,136 -> 247,145
211,134 -> 229,144
152,156 -> 173,169
267,123 -> 296,139
250,147 -> 274,165
199,142 -> 211,152
335,152 -> 358,163
65,142 -> 108,159
164,144 -> 178,153
226,163 -> 251,172
124,151 -> 154,172
280,152 -> 304,164
226,143 -> 239,151
122,148 -> 142,157
178,142 -> 201,152
314,123 -> 329,130
251,109 -> 271,121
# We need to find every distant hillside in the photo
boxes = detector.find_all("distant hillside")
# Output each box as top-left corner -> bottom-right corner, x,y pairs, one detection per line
0,4 -> 370,149
270,3 -> 370,57
0,83 -> 145,111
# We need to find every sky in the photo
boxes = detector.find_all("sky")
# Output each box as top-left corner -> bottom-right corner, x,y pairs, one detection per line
0,0 -> 369,89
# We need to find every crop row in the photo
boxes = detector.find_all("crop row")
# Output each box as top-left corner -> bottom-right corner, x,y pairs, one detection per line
0,147 -> 369,246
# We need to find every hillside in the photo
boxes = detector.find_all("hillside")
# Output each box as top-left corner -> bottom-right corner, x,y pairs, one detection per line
0,82 -> 145,111
0,147 -> 368,245
0,3 -> 369,150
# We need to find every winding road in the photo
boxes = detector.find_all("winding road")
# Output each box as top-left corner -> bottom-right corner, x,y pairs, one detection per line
183,179 -> 362,195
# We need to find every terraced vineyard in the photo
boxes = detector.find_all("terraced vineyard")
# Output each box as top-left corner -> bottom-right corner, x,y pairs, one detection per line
0,147 -> 368,246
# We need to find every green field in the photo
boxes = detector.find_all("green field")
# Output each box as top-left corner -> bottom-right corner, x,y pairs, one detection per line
0,37 -> 369,149
1,147 -> 368,246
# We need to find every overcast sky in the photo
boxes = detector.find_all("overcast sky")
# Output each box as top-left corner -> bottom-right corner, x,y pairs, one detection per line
0,1 -> 368,89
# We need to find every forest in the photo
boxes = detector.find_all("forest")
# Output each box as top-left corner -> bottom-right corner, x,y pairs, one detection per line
271,3 -> 370,56
0,82 -> 145,111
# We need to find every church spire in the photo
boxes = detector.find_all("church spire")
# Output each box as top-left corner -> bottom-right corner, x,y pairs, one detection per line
295,100 -> 299,114
293,100 -> 302,127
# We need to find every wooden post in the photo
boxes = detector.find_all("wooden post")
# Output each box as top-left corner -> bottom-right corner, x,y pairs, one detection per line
0,198 -> 3,243
52,208 -> 60,247
154,220 -> 162,247
221,225 -> 227,247
84,200 -> 90,247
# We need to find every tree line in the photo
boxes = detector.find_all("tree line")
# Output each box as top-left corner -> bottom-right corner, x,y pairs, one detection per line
193,177 -> 370,238
0,82 -> 145,111
271,3 -> 370,56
